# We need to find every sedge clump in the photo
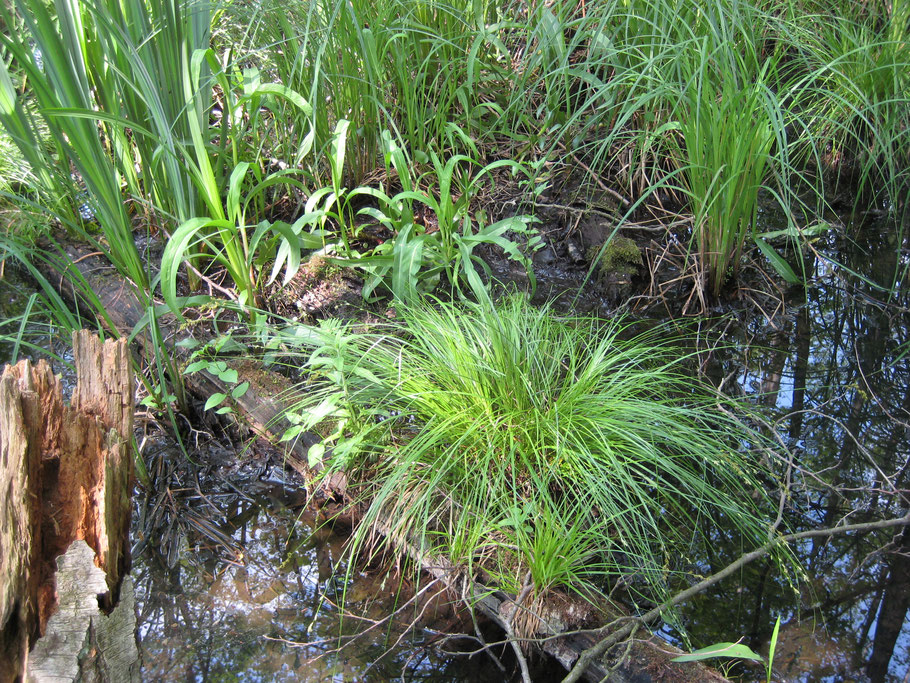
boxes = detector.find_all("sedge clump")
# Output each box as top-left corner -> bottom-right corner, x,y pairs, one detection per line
284,295 -> 785,622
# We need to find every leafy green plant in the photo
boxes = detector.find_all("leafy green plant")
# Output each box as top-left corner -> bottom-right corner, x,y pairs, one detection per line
183,334 -> 252,416
157,47 -> 322,324
159,161 -> 324,325
282,296 -> 785,611
297,124 -> 541,303
671,614 -> 782,682
341,129 -> 541,302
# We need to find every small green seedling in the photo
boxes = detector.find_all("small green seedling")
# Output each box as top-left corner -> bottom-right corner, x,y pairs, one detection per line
183,333 -> 253,415
672,614 -> 782,682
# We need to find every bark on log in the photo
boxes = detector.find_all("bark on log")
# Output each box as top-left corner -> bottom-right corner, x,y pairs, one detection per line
0,354 -> 42,677
0,332 -> 137,682
39,242 -> 314,474
27,542 -> 139,683
34,240 -> 721,682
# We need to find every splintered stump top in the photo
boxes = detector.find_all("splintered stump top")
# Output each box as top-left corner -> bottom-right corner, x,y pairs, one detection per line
0,332 -> 136,682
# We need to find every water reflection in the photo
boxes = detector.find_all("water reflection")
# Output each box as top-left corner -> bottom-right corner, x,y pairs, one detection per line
131,444 -> 530,681
2,215 -> 907,681
671,217 -> 910,682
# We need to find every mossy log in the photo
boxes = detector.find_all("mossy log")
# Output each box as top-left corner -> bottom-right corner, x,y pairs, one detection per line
0,332 -> 138,682
36,240 -> 722,683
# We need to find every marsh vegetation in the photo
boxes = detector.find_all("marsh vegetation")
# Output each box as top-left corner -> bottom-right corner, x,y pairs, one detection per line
0,0 -> 908,679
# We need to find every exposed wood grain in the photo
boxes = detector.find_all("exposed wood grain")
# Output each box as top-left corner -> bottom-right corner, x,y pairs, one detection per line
0,360 -> 44,677
0,333 -> 136,682
27,541 -> 139,683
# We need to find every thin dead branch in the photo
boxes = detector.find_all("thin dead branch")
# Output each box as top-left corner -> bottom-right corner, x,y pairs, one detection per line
561,510 -> 910,683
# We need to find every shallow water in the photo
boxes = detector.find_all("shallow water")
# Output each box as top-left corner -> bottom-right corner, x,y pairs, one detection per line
1,212 -> 908,681
130,443 -> 542,681
661,216 -> 910,682
125,214 -> 908,681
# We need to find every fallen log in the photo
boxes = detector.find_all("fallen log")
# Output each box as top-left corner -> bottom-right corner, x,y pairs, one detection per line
34,239 -> 722,682
0,332 -> 138,682
43,240 -> 316,474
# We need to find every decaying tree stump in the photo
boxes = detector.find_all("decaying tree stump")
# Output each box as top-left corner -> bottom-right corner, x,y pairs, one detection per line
0,331 -> 138,682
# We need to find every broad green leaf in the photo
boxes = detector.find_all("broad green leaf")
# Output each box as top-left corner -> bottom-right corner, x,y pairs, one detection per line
392,223 -> 427,303
755,238 -> 799,284
204,392 -> 228,411
303,397 -> 343,428
330,119 -> 350,193
307,442 -> 326,467
218,368 -> 239,384
185,360 -> 209,373
671,642 -> 763,663
242,82 -> 312,116
351,366 -> 384,385
280,424 -> 305,442
250,220 -> 303,285
457,240 -> 490,303
227,162 -> 251,224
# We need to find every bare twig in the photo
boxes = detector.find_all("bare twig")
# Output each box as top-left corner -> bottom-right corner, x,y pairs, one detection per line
184,261 -> 239,302
558,144 -> 631,208
561,510 -> 910,683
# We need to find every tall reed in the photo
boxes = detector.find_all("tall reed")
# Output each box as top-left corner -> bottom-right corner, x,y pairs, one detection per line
0,0 -> 212,406
799,3 -> 910,212
677,51 -> 779,297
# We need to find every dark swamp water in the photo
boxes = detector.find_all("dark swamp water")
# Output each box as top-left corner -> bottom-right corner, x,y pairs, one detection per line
1,212 -> 908,681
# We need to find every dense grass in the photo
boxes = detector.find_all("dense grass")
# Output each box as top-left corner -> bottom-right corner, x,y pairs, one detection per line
231,0 -> 908,296
3,0 -> 908,309
283,296 -> 785,611
2,0 -> 899,659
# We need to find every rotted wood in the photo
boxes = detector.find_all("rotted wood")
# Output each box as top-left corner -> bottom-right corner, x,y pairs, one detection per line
35,239 -> 721,682
0,332 -> 138,682
27,543 -> 138,683
40,241 -> 314,475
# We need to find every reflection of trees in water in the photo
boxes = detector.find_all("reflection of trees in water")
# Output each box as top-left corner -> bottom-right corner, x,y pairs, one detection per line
133,491 -> 314,680
679,223 -> 910,681
868,525 -> 910,680
130,458 -> 522,682
131,218 -> 910,681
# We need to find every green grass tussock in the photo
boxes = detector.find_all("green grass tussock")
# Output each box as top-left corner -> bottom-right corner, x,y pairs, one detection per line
286,296 -> 784,611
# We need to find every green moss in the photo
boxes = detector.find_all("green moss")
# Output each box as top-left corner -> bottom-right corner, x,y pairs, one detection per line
586,235 -> 642,280
302,254 -> 340,281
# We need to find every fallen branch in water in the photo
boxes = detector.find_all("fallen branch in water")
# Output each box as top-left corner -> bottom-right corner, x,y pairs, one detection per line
561,509 -> 910,683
